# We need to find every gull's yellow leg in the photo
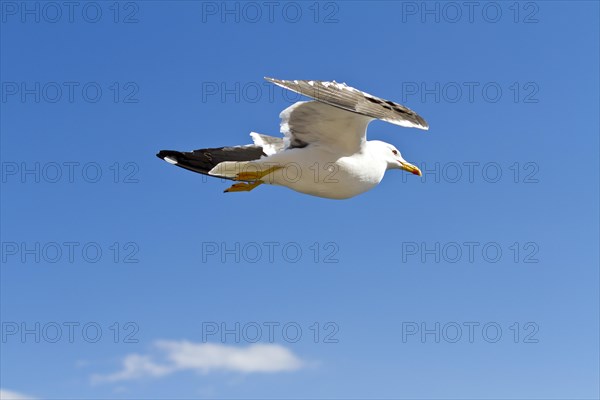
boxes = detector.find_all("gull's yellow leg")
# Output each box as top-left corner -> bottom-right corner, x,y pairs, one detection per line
224,181 -> 263,193
235,166 -> 283,182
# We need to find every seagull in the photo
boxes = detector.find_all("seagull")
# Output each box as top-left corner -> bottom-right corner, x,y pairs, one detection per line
157,77 -> 429,199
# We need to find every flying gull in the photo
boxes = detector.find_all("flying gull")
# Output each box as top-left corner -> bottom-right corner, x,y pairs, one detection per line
157,77 -> 429,199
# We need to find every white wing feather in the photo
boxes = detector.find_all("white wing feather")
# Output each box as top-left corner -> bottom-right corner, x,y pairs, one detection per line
280,101 -> 372,155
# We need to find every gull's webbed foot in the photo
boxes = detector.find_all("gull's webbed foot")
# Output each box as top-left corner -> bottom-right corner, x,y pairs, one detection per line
224,181 -> 263,193
235,166 -> 283,182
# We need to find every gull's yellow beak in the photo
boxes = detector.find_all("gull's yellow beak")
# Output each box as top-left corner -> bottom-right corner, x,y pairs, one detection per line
400,161 -> 422,176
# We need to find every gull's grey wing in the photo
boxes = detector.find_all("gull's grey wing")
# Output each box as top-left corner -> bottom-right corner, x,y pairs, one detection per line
265,77 -> 429,130
279,101 -> 372,155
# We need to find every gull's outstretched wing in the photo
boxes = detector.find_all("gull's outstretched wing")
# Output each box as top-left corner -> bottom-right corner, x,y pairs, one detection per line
265,77 -> 429,130
279,101 -> 372,155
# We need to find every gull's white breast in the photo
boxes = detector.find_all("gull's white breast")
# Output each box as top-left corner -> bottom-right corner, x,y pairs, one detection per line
264,146 -> 387,199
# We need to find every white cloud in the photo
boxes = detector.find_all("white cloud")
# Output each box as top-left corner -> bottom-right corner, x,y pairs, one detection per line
0,389 -> 36,400
91,354 -> 172,383
157,341 -> 303,373
92,341 -> 303,384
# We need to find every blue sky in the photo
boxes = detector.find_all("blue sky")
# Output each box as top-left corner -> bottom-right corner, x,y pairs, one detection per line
1,1 -> 599,399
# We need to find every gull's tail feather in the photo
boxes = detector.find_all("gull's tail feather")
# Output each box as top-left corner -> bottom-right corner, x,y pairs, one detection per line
250,132 -> 285,155
157,145 -> 264,180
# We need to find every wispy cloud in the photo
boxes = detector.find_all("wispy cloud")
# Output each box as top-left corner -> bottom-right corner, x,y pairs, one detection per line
0,389 -> 36,400
92,341 -> 304,384
91,354 -> 172,383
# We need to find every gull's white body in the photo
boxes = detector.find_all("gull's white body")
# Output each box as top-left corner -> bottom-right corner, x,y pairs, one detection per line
249,144 -> 388,199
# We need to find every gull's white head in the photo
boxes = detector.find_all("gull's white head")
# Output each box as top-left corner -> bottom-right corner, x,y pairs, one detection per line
370,140 -> 422,176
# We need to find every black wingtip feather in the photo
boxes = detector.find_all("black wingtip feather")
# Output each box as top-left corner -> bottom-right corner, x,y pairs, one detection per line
156,146 -> 264,180
157,150 -> 177,160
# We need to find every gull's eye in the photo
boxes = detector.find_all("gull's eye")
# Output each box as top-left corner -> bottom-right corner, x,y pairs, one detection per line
392,150 -> 398,155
